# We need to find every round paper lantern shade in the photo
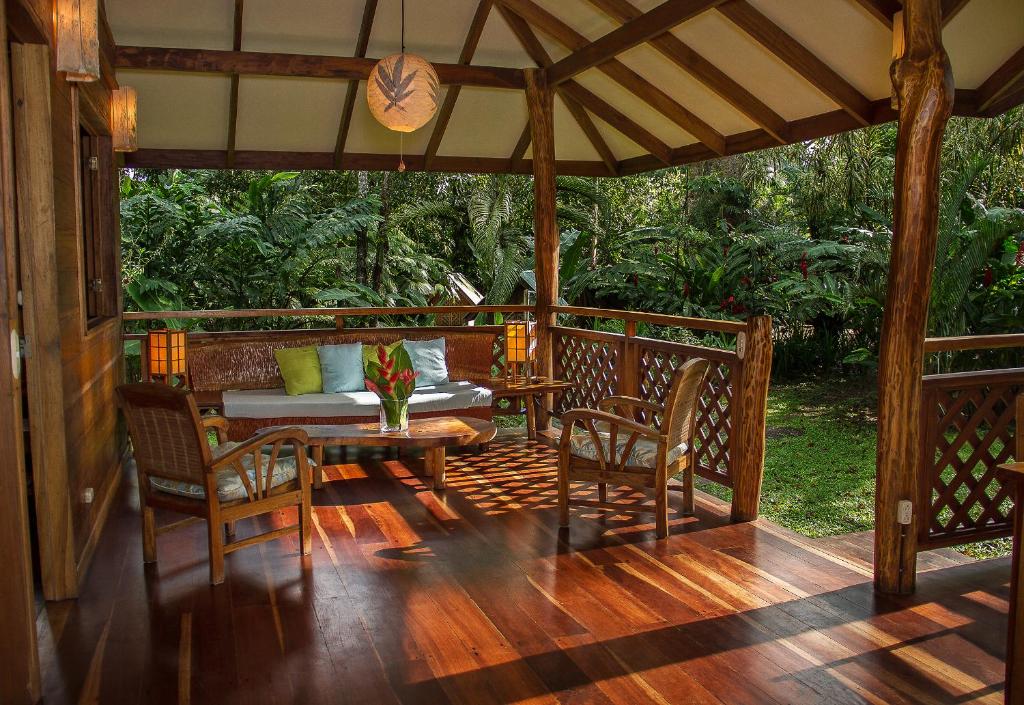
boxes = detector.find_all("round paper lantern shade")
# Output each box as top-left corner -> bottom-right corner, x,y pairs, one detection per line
367,53 -> 440,132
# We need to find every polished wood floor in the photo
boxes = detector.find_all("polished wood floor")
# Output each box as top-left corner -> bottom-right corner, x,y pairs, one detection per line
38,438 -> 1010,705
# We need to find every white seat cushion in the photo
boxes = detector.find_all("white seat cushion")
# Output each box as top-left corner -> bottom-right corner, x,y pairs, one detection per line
222,381 -> 492,419
149,441 -> 304,502
569,432 -> 686,469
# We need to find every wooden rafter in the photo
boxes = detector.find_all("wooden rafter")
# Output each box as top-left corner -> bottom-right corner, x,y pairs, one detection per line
226,0 -> 244,168
716,0 -> 872,126
585,0 -> 787,143
850,0 -> 902,28
334,0 -> 378,169
977,46 -> 1024,114
546,0 -> 724,85
508,123 -> 531,171
559,81 -> 671,164
423,0 -> 493,170
497,4 -> 618,174
115,46 -> 524,88
497,0 -> 726,155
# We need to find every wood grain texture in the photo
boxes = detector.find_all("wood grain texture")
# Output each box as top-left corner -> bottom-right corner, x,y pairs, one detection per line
874,0 -> 954,596
225,0 -> 243,168
729,315 -> 772,522
0,3 -> 41,701
11,42 -> 77,601
115,46 -> 525,89
995,396 -> 1024,704
33,438 -> 1011,704
526,69 -> 558,400
334,0 -> 378,169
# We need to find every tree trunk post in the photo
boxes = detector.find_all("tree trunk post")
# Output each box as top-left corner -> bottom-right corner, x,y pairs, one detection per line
874,0 -> 953,595
731,315 -> 772,522
526,68 -> 558,425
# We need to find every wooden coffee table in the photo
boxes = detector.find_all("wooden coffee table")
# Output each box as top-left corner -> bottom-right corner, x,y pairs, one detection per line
269,416 -> 496,490
475,377 -> 573,440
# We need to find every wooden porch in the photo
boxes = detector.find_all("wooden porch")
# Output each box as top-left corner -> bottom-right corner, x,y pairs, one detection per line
38,437 -> 1009,705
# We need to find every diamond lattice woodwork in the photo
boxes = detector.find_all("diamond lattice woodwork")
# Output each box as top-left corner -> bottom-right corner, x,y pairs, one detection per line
919,371 -> 1022,549
554,330 -> 623,413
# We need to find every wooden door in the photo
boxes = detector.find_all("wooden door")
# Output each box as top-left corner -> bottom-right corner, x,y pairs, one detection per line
0,4 -> 41,703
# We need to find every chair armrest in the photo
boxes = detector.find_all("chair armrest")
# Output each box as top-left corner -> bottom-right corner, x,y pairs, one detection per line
202,416 -> 230,444
598,395 -> 663,423
210,426 -> 310,470
559,408 -> 663,443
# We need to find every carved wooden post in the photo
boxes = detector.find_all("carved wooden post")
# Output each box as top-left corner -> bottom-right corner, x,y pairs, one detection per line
526,68 -> 558,428
874,0 -> 953,595
731,315 -> 772,522
621,318 -> 639,399
998,395 -> 1024,703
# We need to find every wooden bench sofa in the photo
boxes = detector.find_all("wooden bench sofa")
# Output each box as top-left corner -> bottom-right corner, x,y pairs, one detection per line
187,328 -> 498,441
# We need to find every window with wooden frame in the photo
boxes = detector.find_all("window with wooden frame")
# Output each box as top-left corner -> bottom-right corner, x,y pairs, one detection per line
78,123 -> 116,327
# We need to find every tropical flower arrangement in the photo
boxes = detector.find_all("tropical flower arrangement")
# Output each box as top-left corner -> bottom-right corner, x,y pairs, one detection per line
364,343 -> 419,431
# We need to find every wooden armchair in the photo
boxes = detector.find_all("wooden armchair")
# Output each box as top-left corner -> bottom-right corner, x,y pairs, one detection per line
117,383 -> 313,585
557,358 -> 711,538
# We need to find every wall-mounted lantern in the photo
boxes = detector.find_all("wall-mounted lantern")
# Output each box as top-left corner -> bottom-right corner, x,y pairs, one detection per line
56,0 -> 100,82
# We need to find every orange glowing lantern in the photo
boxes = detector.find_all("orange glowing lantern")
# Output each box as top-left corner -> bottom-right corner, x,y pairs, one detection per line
147,328 -> 187,385
504,319 -> 536,383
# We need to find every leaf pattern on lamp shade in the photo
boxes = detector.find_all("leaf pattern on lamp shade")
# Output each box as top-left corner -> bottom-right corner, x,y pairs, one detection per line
426,69 -> 440,111
375,54 -> 419,113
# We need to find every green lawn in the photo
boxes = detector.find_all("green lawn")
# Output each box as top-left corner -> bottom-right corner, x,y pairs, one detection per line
697,375 -> 1011,560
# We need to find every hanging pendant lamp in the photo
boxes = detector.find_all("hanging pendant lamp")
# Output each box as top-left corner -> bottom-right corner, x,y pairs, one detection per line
367,0 -> 439,170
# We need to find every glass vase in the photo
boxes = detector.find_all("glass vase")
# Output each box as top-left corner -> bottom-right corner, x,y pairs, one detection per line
379,398 -> 410,432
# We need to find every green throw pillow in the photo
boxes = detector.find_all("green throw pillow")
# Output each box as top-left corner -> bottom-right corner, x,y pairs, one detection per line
274,346 -> 323,396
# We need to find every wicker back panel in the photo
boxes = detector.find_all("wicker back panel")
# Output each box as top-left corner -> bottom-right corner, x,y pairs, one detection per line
918,368 -> 1022,549
662,358 -> 712,453
117,384 -> 208,484
188,329 -> 498,392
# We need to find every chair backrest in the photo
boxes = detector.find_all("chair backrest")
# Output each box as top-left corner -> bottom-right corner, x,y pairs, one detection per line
117,383 -> 212,485
661,358 -> 712,451
1018,394 -> 1023,461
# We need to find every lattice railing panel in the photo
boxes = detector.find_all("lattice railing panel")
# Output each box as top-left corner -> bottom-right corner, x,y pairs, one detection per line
920,374 -> 1022,548
637,345 -> 734,487
553,332 -> 623,414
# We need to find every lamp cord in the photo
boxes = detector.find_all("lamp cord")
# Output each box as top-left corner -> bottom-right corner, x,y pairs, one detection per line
401,0 -> 406,53
398,0 -> 407,171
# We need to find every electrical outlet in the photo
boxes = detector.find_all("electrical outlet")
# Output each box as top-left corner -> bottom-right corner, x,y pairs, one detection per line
82,487 -> 95,504
897,500 -> 913,525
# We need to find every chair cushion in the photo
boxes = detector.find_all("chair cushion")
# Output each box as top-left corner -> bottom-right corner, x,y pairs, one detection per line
149,441 -> 304,502
405,338 -> 449,387
318,343 -> 364,393
568,431 -> 687,469
222,381 -> 492,418
274,346 -> 323,396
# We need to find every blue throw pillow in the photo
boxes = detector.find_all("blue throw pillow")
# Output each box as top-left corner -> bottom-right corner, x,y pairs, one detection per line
405,338 -> 449,387
317,343 -> 364,393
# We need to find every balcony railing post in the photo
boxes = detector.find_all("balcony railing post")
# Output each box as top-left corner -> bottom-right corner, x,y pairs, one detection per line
730,315 -> 772,522
621,319 -> 639,399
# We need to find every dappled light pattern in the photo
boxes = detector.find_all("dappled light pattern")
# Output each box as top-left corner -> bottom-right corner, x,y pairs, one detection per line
35,438 -> 1009,704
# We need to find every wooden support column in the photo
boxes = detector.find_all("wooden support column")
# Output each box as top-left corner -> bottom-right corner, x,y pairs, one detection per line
525,68 -> 557,429
997,395 -> 1024,704
730,315 -> 772,522
0,4 -> 42,699
12,43 -> 77,600
874,0 -> 953,595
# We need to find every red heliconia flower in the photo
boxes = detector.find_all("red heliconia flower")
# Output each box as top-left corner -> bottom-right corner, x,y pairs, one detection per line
732,302 -> 746,314
1015,240 -> 1024,268
800,252 -> 809,280
377,345 -> 388,366
632,273 -> 639,287
388,369 -> 400,384
381,382 -> 393,395
740,275 -> 751,287
683,282 -> 691,297
983,266 -> 994,287
364,379 -> 380,394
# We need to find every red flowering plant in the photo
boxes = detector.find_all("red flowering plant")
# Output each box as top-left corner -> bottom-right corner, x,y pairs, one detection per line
364,343 -> 419,400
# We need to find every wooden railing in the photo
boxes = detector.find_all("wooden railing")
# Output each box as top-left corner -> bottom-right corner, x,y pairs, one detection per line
551,307 -> 772,521
123,305 -> 773,521
918,334 -> 1024,550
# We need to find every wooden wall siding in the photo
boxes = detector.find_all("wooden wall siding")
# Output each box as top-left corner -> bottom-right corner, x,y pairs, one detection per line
918,369 -> 1023,550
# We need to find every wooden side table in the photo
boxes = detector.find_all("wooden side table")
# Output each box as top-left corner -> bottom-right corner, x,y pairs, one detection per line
476,377 -> 572,440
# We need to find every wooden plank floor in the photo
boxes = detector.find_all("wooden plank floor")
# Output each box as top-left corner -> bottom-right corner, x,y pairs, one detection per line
37,439 -> 1010,705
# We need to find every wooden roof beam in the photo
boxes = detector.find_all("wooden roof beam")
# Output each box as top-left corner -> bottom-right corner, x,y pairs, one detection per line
226,0 -> 244,169
508,123 -> 531,171
546,0 -> 724,85
115,46 -> 525,89
559,81 -> 672,165
424,0 -> 493,170
498,0 -> 725,154
846,0 -> 971,30
585,0 -> 787,143
497,5 -> 618,174
334,0 -> 378,169
976,46 -> 1024,114
717,0 -> 872,126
